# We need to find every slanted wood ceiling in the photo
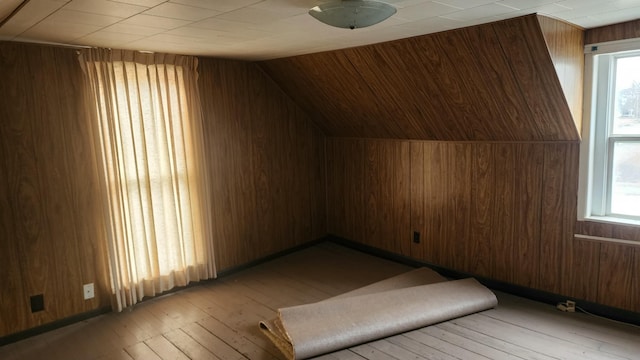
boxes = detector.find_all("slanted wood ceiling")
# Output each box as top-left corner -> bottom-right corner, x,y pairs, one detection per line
260,14 -> 584,142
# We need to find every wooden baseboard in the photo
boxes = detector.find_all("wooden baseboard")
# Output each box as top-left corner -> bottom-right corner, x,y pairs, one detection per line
327,235 -> 640,327
0,306 -> 111,347
0,236 -> 330,347
215,236 -> 330,278
4,234 -> 636,347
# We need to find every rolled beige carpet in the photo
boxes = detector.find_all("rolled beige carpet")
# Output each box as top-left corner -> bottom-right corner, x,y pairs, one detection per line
259,268 -> 498,359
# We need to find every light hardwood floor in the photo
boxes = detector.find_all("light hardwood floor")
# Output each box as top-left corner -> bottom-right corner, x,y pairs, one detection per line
1,242 -> 639,360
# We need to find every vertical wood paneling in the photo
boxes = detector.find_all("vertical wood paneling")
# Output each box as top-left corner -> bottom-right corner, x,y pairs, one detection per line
198,58 -> 326,272
30,49 -> 84,320
490,144 -> 517,283
585,18 -> 640,45
0,42 -> 111,337
310,126 -> 327,241
611,226 -> 640,312
199,59 -> 258,271
364,140 -> 410,255
574,217 -> 640,311
0,80 -> 29,336
571,233 -> 602,302
250,75 -> 313,255
511,144 -> 544,288
597,243 -> 635,310
493,17 -> 578,141
539,143 -> 579,294
416,142 -> 472,269
420,142 -> 447,265
326,138 -> 365,243
327,139 -> 640,312
538,15 -> 584,133
560,143 -> 580,294
409,142 -> 425,260
467,144 -> 494,277
448,144 -> 472,271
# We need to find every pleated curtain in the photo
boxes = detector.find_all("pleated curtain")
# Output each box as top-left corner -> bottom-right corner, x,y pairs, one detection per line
80,49 -> 215,311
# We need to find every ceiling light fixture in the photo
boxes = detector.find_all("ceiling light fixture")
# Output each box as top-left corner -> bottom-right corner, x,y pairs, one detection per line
309,0 -> 396,30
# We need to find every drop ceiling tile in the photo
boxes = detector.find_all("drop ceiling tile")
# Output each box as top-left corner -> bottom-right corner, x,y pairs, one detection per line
47,9 -> 123,26
397,14 -> 462,31
432,0 -> 499,9
142,2 -> 220,21
440,2 -> 517,20
125,39 -> 196,54
112,0 -> 166,6
557,0 -> 615,9
396,1 -> 462,21
63,0 -> 148,17
390,0 -> 442,8
169,0 -> 262,12
78,30 -> 146,47
496,0 -> 557,10
250,0 -> 309,17
0,0 -> 23,23
190,17 -> 277,38
557,2 -> 631,19
2,0 -> 640,59
165,26 -> 267,41
21,19 -> 102,42
0,0 -> 67,38
103,22 -> 164,36
215,6 -> 284,25
525,3 -> 572,15
120,14 -> 192,29
137,32 -> 200,44
588,5 -> 640,24
569,15 -> 606,29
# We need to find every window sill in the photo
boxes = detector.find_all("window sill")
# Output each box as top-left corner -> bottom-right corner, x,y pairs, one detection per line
575,216 -> 640,247
582,216 -> 640,227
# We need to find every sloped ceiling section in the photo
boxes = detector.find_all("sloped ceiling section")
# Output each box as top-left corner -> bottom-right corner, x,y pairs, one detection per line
260,14 -> 583,142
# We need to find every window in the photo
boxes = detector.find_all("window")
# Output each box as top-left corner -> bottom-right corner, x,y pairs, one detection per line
580,40 -> 640,223
81,50 -> 215,311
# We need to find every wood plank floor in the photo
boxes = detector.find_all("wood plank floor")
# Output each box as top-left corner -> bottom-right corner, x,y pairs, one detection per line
1,242 -> 639,360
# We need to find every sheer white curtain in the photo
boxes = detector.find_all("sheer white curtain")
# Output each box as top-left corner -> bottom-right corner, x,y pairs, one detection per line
80,49 -> 215,311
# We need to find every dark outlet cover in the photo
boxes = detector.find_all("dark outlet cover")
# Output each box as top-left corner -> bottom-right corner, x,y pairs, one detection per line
30,294 -> 44,313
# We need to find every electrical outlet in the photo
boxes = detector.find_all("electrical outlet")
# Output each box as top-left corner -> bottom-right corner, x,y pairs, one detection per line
30,294 -> 45,313
556,300 -> 576,312
83,283 -> 95,300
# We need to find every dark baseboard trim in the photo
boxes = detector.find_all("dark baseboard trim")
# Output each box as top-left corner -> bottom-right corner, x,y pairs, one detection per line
328,235 -> 640,327
0,306 -> 111,347
0,235 -> 330,348
215,236 -> 330,278
4,234 -> 637,347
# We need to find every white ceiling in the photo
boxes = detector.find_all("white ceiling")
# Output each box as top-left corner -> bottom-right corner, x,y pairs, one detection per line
1,0 -> 640,60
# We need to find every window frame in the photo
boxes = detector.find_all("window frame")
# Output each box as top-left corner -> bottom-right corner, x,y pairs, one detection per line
578,38 -> 640,225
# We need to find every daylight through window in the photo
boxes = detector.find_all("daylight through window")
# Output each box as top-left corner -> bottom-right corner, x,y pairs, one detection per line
580,42 -> 640,222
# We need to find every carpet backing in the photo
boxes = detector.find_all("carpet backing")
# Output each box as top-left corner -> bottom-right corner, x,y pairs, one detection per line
259,268 -> 497,359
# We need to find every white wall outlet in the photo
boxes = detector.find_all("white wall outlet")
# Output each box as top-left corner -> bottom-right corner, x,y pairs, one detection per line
83,283 -> 95,300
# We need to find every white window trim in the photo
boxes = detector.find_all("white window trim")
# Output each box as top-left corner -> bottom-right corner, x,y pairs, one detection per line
578,38 -> 640,226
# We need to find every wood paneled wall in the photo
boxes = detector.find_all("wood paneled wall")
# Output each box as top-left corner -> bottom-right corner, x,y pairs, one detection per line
261,15 -> 581,142
538,16 -> 584,133
573,222 -> 640,313
0,43 -> 326,338
197,58 -> 326,272
0,42 -> 111,338
585,18 -> 640,44
327,138 -> 639,313
567,18 -> 640,313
